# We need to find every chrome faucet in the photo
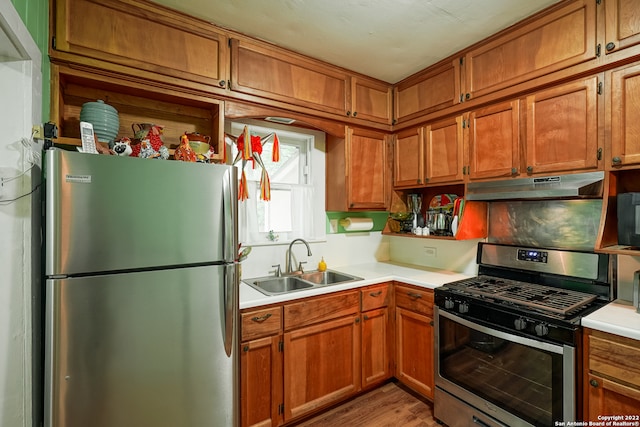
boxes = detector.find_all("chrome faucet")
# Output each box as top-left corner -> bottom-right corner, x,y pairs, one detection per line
286,238 -> 312,274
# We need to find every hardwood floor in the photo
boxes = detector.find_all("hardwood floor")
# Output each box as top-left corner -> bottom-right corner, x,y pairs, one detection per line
291,382 -> 440,427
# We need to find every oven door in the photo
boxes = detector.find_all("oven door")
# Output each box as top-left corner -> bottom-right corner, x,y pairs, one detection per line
435,308 -> 575,427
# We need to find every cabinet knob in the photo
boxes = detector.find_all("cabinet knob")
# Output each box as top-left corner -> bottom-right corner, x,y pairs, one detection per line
251,313 -> 272,323
589,379 -> 599,388
363,314 -> 369,321
465,93 -> 471,100
353,111 -> 358,117
346,111 -> 351,116
527,166 -> 533,174
612,156 -> 622,165
606,42 -> 616,52
369,291 -> 383,297
511,167 -> 518,175
407,292 -> 422,300
417,179 -> 422,184
219,80 -> 226,88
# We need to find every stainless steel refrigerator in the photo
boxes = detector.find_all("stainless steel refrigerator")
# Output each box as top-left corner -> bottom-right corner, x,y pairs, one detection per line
43,149 -> 239,427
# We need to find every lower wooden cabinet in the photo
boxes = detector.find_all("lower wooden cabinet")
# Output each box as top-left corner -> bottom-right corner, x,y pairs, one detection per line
583,328 -> 640,420
240,282 -> 433,426
241,336 -> 283,427
283,314 -> 361,420
394,284 -> 435,399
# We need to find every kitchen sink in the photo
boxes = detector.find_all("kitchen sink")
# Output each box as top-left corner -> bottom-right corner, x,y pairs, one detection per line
245,270 -> 363,296
299,270 -> 362,285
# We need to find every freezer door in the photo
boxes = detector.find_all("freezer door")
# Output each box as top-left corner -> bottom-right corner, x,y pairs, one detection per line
44,264 -> 239,427
44,150 -> 238,275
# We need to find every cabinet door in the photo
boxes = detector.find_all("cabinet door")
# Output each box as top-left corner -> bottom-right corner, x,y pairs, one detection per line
424,116 -> 465,184
603,0 -> 640,55
395,307 -> 434,399
394,127 -> 425,188
464,0 -> 596,99
351,77 -> 393,124
586,373 -> 640,421
241,336 -> 283,427
394,59 -> 461,123
609,62 -> 640,168
230,38 -> 348,116
347,127 -> 388,210
524,75 -> 601,175
283,315 -> 360,421
468,100 -> 521,180
361,308 -> 390,389
51,0 -> 227,89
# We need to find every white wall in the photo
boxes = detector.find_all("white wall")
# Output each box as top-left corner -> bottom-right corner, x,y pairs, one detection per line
240,231 -> 480,280
0,2 -> 42,426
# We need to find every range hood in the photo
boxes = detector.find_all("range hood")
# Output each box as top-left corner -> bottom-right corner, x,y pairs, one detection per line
465,171 -> 605,201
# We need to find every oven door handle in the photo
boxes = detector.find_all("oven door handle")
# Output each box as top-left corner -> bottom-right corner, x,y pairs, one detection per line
437,308 -> 565,355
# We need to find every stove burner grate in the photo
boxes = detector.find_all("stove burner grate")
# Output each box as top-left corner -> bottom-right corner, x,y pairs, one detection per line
445,275 -> 597,316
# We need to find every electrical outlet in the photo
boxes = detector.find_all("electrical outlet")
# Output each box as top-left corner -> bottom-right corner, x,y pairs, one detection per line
32,125 -> 44,140
424,246 -> 437,257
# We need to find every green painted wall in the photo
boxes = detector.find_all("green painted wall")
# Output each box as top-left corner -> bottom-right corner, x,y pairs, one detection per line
11,0 -> 50,121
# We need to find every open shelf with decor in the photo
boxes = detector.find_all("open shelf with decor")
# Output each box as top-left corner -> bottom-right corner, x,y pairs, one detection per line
50,62 -> 224,160
596,169 -> 640,255
383,184 -> 488,240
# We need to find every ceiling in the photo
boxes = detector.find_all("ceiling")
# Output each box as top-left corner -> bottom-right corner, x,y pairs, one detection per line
150,0 -> 561,83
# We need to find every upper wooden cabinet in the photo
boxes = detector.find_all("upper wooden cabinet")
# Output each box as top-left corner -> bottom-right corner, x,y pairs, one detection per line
424,116 -> 465,185
394,127 -> 425,188
524,75 -> 602,175
467,100 -> 521,181
326,127 -> 389,211
350,76 -> 393,124
464,0 -> 596,99
50,0 -> 228,91
607,61 -> 640,169
394,59 -> 461,124
602,0 -> 640,56
230,38 -> 348,117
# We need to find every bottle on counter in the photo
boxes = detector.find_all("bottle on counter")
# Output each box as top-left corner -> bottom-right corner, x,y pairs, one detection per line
318,257 -> 327,272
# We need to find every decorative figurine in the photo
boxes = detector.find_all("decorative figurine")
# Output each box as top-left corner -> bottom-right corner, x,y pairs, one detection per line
113,137 -> 133,157
174,134 -> 197,162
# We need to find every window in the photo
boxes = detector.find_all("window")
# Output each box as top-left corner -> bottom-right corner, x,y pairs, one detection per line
227,119 -> 326,245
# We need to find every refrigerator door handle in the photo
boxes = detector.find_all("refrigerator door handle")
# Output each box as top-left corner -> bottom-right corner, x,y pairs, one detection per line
223,263 -> 238,357
222,167 -> 238,263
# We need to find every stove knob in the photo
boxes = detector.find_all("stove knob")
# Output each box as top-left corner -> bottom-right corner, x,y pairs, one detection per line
444,298 -> 455,310
458,302 -> 469,314
535,323 -> 549,337
514,318 -> 528,331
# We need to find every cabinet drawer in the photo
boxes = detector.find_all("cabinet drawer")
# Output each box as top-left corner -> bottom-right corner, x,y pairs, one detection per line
395,284 -> 434,317
361,283 -> 390,311
284,291 -> 359,330
241,307 -> 282,341
587,330 -> 640,389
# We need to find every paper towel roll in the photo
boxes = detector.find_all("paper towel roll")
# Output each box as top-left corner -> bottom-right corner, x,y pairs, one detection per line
339,217 -> 374,231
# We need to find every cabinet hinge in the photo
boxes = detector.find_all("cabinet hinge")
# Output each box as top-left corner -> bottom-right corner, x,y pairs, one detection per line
598,81 -> 603,95
596,0 -> 602,5
278,340 -> 284,352
596,43 -> 601,57
597,147 -> 603,160
278,403 -> 284,415
459,93 -> 464,103
459,57 -> 464,66
228,38 -> 232,47
51,36 -> 56,50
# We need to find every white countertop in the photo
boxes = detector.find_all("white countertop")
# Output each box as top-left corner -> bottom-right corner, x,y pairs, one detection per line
241,261 -> 640,343
240,261 -> 472,309
582,300 -> 640,341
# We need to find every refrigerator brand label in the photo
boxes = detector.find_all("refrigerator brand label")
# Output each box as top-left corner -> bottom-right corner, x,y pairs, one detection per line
65,174 -> 92,183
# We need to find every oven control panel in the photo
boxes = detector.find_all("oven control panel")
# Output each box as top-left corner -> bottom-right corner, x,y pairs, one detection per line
517,249 -> 548,263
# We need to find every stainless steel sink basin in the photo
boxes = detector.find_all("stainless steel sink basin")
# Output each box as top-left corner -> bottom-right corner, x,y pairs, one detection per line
244,269 -> 363,296
247,276 -> 314,296
299,270 -> 363,285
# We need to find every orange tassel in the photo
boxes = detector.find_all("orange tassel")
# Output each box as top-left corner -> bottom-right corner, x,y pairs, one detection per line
239,170 -> 249,201
272,134 -> 280,162
260,169 -> 271,201
242,126 -> 252,160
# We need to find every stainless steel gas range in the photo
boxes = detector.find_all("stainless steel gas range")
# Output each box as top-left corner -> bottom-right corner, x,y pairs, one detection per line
434,242 -> 611,427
